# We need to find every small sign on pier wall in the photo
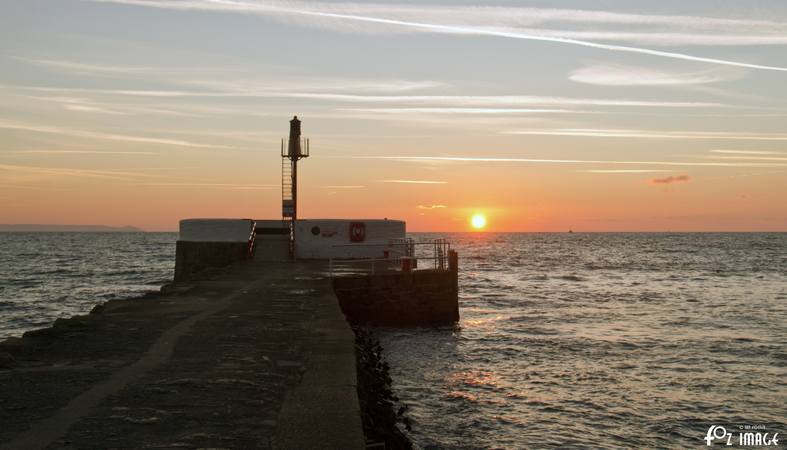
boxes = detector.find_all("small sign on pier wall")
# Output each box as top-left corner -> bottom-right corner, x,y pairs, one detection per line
282,200 -> 294,218
349,222 -> 366,242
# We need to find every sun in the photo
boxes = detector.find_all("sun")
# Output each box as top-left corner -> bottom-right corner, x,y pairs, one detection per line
470,213 -> 487,230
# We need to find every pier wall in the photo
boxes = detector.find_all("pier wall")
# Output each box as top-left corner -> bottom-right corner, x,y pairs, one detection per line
173,241 -> 251,281
174,218 -> 256,281
333,251 -> 459,326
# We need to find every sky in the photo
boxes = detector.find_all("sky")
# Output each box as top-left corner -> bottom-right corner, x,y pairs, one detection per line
1,0 -> 787,232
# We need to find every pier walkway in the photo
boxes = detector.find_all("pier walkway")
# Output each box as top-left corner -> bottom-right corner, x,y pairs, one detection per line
0,260 -> 365,450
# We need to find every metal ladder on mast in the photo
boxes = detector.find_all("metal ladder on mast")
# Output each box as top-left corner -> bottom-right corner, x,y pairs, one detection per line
281,145 -> 294,255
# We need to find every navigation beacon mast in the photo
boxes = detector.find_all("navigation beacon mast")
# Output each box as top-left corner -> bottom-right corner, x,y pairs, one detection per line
281,116 -> 309,258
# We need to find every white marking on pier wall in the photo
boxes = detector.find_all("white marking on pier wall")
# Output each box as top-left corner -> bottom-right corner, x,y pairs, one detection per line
294,219 -> 405,259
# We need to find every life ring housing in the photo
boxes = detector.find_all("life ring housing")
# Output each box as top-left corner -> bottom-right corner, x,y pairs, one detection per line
349,222 -> 366,242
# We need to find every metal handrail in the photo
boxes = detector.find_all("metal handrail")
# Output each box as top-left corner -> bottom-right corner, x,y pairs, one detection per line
328,255 -> 449,277
281,138 -> 309,158
328,237 -> 451,277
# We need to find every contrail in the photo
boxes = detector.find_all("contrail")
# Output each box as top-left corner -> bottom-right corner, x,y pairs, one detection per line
294,9 -> 787,72
89,0 -> 787,72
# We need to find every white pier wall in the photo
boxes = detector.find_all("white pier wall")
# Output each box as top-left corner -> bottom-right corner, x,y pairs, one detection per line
294,219 -> 405,259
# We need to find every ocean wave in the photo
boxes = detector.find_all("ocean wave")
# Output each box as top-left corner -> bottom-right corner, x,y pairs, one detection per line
557,274 -> 585,282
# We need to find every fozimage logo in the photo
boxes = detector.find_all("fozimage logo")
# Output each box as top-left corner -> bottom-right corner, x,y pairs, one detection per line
705,424 -> 779,447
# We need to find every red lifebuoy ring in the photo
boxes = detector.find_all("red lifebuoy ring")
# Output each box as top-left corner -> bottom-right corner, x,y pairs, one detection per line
349,222 -> 366,242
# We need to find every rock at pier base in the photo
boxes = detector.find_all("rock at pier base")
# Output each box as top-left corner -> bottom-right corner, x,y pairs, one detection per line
354,327 -> 413,450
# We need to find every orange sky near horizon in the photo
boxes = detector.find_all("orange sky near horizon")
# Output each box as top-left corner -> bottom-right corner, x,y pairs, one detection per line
2,146 -> 783,232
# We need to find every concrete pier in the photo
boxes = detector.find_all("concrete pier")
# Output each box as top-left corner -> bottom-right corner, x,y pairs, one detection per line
0,259 -> 365,450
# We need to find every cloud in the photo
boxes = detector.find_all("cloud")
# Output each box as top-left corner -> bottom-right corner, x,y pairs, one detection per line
504,128 -> 787,141
338,107 -> 595,115
338,155 -> 787,168
377,179 -> 447,184
0,119 -> 228,148
279,94 -> 725,109
582,169 -> 673,173
61,103 -> 127,115
185,77 -> 442,94
710,149 -> 786,155
302,94 -> 725,108
650,175 -> 691,184
28,95 -> 202,117
16,57 -> 185,74
417,204 -> 447,209
569,63 -> 745,86
88,0 -> 787,72
707,156 -> 787,161
0,163 -> 158,180
14,150 -> 157,155
16,58 -> 441,94
139,183 -> 279,189
5,86 -> 726,108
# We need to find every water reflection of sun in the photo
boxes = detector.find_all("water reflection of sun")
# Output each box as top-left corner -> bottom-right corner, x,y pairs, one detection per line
446,370 -> 498,388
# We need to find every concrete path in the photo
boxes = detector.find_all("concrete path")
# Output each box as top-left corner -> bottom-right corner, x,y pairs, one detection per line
0,260 -> 365,450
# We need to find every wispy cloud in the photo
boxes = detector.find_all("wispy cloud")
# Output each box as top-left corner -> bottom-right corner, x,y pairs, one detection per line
5,86 -> 726,108
569,63 -> 745,86
504,128 -> 787,141
185,77 -> 441,94
14,150 -> 157,155
707,156 -> 787,162
377,179 -> 447,184
710,149 -> 786,155
139,183 -> 279,189
61,103 -> 125,115
89,0 -> 787,72
0,163 -> 158,180
292,94 -> 723,108
28,95 -> 203,117
224,186 -> 279,190
17,57 -> 192,74
0,119 -> 228,148
582,169 -> 674,173
417,204 -> 447,209
338,107 -> 592,115
341,155 -> 787,168
16,58 -> 441,94
650,175 -> 691,184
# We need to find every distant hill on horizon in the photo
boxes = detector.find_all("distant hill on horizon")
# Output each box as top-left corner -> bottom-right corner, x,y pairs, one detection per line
0,224 -> 145,232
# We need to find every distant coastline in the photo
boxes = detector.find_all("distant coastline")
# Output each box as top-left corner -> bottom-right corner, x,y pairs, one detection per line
0,224 -> 144,232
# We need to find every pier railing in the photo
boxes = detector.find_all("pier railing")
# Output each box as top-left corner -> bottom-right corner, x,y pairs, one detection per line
328,238 -> 451,277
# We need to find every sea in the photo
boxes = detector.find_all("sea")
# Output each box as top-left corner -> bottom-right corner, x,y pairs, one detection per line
1,232 -> 785,449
